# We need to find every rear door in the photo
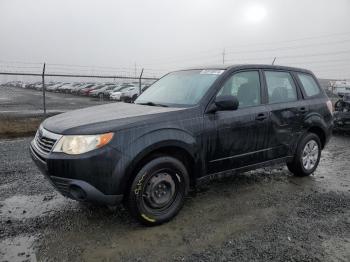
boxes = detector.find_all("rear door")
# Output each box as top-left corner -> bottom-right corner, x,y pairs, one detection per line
263,70 -> 305,160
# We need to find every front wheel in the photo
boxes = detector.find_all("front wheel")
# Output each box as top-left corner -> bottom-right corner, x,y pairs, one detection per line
126,156 -> 189,226
287,133 -> 321,177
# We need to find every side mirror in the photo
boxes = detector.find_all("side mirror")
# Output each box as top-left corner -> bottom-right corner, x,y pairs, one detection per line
214,95 -> 239,111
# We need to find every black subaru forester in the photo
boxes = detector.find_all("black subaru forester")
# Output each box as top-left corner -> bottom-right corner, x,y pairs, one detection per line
30,65 -> 333,225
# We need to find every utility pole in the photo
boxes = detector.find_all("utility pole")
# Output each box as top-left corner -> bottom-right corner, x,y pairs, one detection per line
42,63 -> 46,116
222,48 -> 226,65
139,68 -> 144,97
134,62 -> 137,78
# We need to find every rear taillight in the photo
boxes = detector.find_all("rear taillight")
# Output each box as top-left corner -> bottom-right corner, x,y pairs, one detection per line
326,100 -> 333,115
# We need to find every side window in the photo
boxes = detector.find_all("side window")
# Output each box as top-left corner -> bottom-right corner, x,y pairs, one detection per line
265,71 -> 297,104
297,73 -> 321,97
217,71 -> 261,108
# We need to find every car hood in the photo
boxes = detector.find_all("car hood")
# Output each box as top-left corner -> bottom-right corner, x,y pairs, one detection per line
42,102 -> 188,135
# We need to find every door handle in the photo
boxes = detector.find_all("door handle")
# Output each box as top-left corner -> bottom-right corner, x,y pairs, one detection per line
255,113 -> 268,121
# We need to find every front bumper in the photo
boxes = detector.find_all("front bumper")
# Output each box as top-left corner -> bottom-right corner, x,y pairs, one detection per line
30,140 -> 124,205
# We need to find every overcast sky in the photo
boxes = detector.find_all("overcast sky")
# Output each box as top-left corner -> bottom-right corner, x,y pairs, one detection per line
0,0 -> 349,78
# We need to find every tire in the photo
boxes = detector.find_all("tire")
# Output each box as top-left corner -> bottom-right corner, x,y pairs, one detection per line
287,133 -> 321,177
126,156 -> 189,226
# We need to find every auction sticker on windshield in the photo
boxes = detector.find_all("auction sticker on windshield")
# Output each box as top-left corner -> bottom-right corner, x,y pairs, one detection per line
200,69 -> 225,75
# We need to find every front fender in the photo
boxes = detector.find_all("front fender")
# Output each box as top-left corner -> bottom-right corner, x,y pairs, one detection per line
127,128 -> 196,155
111,128 -> 200,195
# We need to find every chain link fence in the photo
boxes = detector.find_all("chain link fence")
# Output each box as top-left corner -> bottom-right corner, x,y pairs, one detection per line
0,69 -> 159,137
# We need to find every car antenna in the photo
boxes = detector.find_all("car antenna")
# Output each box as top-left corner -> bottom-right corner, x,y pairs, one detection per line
272,57 -> 276,65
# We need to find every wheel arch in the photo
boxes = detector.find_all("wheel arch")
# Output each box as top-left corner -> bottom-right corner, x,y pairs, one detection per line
117,125 -> 204,195
307,126 -> 326,149
303,113 -> 329,149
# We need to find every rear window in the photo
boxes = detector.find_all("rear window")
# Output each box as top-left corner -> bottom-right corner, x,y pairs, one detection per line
297,73 -> 320,97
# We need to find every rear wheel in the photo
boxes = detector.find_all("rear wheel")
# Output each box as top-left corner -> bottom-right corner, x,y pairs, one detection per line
287,133 -> 321,176
126,156 -> 189,226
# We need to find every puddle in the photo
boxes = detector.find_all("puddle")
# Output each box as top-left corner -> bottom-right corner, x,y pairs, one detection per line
0,194 -> 75,220
322,237 -> 350,262
313,148 -> 350,193
0,235 -> 37,262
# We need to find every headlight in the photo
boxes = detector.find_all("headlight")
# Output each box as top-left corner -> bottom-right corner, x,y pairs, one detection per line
53,133 -> 114,155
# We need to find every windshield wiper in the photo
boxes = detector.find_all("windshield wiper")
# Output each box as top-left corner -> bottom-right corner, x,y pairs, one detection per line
137,101 -> 168,107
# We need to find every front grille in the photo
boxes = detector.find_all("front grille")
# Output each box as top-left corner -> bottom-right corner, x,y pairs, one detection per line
33,127 -> 62,155
35,135 -> 56,153
30,144 -> 46,163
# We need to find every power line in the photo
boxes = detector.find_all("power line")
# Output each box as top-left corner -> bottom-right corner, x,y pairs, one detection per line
278,58 -> 350,65
0,60 -> 43,65
225,38 -> 350,55
0,64 -> 42,69
224,31 -> 350,50
142,31 -> 350,65
225,50 -> 350,63
2,31 -> 350,71
0,61 -> 166,75
141,45 -> 350,67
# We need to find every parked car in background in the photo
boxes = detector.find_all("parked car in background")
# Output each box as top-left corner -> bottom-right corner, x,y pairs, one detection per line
30,65 -> 333,225
109,86 -> 135,100
34,83 -> 43,90
58,83 -> 82,93
76,84 -> 94,95
334,94 -> 350,132
55,83 -> 71,92
46,82 -> 66,92
70,83 -> 94,94
120,84 -> 149,103
103,85 -> 122,98
19,81 -> 27,88
90,84 -> 118,98
25,82 -> 39,89
2,81 -> 25,88
79,84 -> 104,96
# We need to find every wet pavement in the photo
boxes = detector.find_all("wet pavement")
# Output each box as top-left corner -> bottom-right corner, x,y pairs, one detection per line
0,135 -> 349,261
0,86 -> 110,115
0,86 -> 113,138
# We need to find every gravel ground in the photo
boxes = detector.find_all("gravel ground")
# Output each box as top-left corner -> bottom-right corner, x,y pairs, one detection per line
0,134 -> 349,262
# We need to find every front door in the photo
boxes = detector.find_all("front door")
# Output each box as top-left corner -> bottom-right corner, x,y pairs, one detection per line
203,70 -> 270,174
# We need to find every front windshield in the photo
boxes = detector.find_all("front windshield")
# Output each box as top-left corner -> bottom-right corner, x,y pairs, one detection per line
135,69 -> 223,107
